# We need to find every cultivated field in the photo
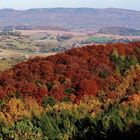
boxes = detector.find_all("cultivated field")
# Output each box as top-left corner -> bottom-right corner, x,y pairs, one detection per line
0,29 -> 140,71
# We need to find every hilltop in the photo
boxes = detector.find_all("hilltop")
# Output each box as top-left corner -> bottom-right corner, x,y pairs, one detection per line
0,8 -> 140,31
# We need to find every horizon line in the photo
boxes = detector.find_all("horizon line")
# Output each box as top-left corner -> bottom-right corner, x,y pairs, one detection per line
0,7 -> 140,12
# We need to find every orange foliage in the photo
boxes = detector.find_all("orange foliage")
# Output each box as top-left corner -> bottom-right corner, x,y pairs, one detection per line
0,42 -> 139,103
79,79 -> 99,96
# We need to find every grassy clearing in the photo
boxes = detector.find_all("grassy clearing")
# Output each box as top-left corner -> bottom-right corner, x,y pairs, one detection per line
87,37 -> 112,43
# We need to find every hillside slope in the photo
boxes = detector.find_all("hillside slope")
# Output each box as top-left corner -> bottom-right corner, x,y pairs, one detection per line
98,27 -> 140,36
0,8 -> 140,30
0,42 -> 139,102
0,42 -> 140,139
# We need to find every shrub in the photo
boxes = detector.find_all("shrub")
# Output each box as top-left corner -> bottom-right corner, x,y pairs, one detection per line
98,70 -> 109,79
42,96 -> 56,107
64,88 -> 75,96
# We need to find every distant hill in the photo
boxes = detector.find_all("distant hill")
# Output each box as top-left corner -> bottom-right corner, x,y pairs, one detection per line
98,27 -> 140,36
0,8 -> 140,31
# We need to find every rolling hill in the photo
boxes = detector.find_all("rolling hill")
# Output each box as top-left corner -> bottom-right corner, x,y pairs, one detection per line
98,27 -> 140,36
0,42 -> 140,139
0,8 -> 140,31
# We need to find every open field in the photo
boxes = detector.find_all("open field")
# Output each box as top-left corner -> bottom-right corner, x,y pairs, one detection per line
19,29 -> 140,41
0,29 -> 140,71
97,33 -> 140,40
0,48 -> 56,71
17,29 -> 87,36
0,48 -> 56,59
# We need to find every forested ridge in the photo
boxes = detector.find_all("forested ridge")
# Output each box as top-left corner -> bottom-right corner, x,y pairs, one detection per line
0,42 -> 140,139
1,8 -> 140,30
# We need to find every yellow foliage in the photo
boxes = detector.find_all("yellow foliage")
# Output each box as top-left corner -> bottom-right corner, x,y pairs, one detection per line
4,112 -> 14,127
1,97 -> 43,123
4,98 -> 31,121
0,112 -> 7,124
25,97 -> 43,118
115,65 -> 140,103
79,96 -> 103,117
45,96 -> 103,118
127,94 -> 140,110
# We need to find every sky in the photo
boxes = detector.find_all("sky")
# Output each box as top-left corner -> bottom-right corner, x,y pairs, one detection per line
0,0 -> 140,11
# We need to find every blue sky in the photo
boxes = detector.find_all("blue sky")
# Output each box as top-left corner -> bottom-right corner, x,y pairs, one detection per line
0,0 -> 139,11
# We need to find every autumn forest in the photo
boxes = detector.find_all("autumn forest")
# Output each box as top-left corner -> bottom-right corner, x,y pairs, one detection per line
0,42 -> 140,139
